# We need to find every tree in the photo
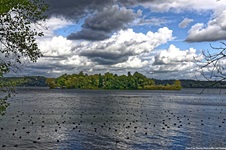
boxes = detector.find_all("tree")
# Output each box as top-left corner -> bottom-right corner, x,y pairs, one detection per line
133,72 -> 146,89
173,80 -> 182,90
98,73 -> 103,88
0,0 -> 48,113
198,42 -> 226,88
46,78 -> 56,89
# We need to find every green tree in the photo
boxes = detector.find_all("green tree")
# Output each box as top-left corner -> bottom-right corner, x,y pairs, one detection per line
90,74 -> 99,89
46,78 -> 56,89
98,73 -> 103,88
79,71 -> 84,76
173,80 -> 182,90
103,72 -> 114,89
133,72 -> 146,89
0,0 -> 48,114
127,76 -> 136,89
127,71 -> 131,77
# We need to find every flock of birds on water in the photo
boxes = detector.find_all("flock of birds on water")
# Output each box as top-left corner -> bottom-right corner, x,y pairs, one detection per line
0,92 -> 226,149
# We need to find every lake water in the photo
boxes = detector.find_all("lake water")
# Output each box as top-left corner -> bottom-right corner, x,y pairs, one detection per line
0,88 -> 226,150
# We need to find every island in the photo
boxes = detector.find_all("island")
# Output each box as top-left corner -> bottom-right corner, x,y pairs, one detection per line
2,72 -> 226,90
46,72 -> 182,90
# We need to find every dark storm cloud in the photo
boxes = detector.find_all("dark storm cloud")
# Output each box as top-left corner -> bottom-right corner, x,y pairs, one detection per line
23,64 -> 76,77
67,29 -> 109,41
80,51 -> 133,65
44,0 -> 111,19
44,0 -> 156,41
44,0 -> 155,18
26,62 -> 74,70
83,5 -> 136,32
22,60 -> 78,77
91,57 -> 127,65
118,0 -> 155,6
67,5 -> 138,41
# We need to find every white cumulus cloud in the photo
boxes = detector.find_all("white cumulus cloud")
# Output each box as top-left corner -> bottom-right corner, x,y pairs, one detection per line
76,27 -> 174,65
39,36 -> 73,57
113,56 -> 149,69
186,9 -> 226,42
17,27 -> 173,77
149,44 -> 203,79
33,16 -> 74,39
142,0 -> 226,12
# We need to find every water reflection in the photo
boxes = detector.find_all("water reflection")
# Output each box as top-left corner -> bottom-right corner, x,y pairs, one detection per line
0,88 -> 225,149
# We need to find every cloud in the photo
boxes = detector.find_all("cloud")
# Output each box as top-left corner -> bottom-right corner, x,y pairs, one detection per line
153,44 -> 199,65
44,0 -> 154,27
83,5 -> 136,32
44,0 -> 110,19
44,0 -> 154,19
16,27 -> 173,77
19,36 -> 93,77
186,9 -> 226,42
178,18 -> 194,28
133,17 -> 169,27
33,17 -> 74,39
149,44 -> 203,79
113,56 -> 149,69
77,27 -> 173,65
45,0 -> 226,17
67,5 -> 139,41
80,50 -> 132,65
142,0 -> 226,12
10,0 -> 225,79
39,36 -> 74,57
67,29 -> 109,41
44,0 -> 226,42
43,0 -> 226,43
118,0 -> 155,6
8,26 -> 172,77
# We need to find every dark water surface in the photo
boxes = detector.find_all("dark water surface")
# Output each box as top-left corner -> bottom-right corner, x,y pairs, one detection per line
0,88 -> 226,149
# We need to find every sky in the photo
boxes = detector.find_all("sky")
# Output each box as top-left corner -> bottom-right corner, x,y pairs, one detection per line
13,0 -> 226,79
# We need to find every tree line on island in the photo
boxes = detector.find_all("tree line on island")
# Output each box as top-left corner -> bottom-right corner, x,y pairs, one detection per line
46,72 -> 182,90
1,73 -> 226,89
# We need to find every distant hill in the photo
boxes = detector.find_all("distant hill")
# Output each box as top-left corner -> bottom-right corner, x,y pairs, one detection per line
0,76 -> 48,87
154,79 -> 226,88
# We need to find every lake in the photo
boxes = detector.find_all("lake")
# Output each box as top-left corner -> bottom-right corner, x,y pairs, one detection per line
0,88 -> 226,149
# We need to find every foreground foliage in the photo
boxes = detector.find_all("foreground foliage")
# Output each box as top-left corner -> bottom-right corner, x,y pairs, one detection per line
0,82 -> 12,115
0,0 -> 48,114
46,72 -> 182,90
